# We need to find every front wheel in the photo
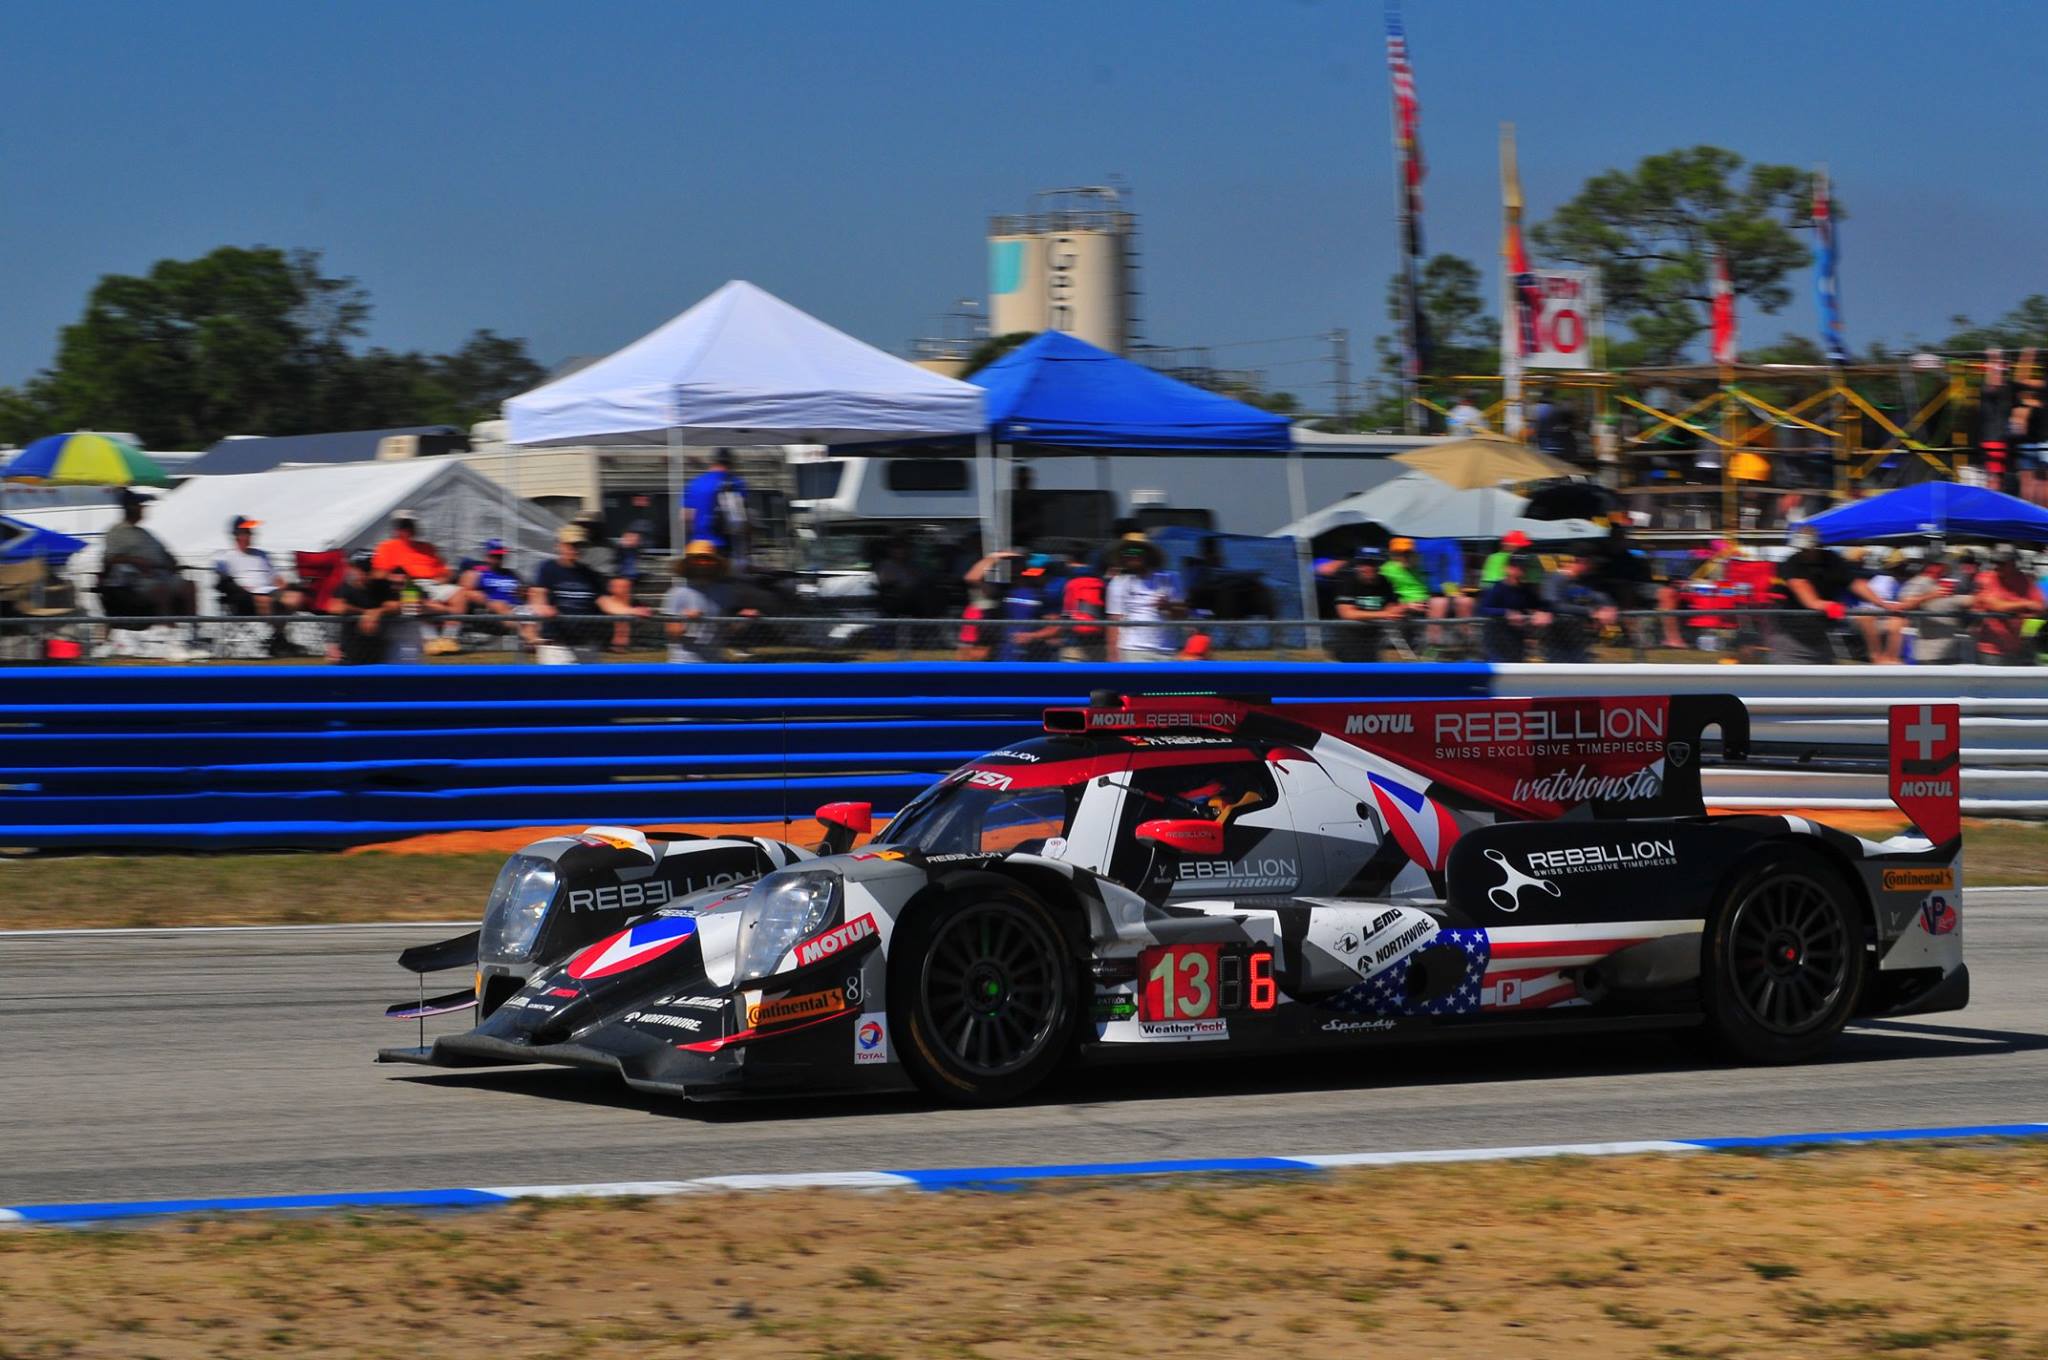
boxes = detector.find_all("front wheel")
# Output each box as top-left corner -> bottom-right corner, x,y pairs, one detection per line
890,874 -> 1078,1106
1701,846 -> 1867,1064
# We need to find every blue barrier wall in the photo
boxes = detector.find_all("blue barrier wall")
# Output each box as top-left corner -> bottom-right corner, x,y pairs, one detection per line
0,662 -> 1491,848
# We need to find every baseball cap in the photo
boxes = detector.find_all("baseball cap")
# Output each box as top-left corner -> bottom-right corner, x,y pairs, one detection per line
117,488 -> 153,507
1352,546 -> 1385,563
1388,537 -> 1415,553
482,538 -> 506,555
1501,530 -> 1532,549
348,550 -> 373,569
682,539 -> 722,559
228,515 -> 260,535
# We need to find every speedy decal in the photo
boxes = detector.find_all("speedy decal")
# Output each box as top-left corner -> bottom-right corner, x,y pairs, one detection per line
1368,773 -> 1460,874
794,913 -> 878,967
747,987 -> 848,1028
565,916 -> 698,980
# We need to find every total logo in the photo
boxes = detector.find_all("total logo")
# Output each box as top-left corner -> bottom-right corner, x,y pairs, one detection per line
854,1012 -> 889,1065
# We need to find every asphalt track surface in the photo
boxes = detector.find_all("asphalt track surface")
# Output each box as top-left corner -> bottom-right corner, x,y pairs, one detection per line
5,895 -> 2044,1207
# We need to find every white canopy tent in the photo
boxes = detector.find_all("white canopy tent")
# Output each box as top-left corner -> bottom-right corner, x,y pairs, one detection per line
1273,470 -> 1601,544
41,458 -> 566,611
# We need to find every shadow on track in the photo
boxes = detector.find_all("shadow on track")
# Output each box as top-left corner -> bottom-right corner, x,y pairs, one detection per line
391,1016 -> 2048,1124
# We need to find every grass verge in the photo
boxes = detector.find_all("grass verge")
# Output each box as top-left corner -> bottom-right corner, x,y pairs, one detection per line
3,1143 -> 2045,1358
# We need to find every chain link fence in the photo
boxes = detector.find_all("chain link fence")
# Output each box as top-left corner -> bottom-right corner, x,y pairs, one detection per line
1,608 -> 2040,666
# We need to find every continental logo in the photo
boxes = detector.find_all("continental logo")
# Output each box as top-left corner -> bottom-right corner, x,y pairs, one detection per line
746,987 -> 848,1029
1883,867 -> 1955,892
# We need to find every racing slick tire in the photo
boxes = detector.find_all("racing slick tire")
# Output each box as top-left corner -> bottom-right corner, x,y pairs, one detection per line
1701,845 -> 1868,1064
889,873 -> 1080,1106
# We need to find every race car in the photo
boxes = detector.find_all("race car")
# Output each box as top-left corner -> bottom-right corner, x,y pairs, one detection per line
380,690 -> 1966,1105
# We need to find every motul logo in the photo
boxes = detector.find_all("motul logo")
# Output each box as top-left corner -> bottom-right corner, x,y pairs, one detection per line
794,913 -> 877,968
1898,780 -> 1954,798
1344,713 -> 1415,735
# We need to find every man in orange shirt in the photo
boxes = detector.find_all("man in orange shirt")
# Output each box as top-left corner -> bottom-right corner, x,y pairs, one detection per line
368,511 -> 473,653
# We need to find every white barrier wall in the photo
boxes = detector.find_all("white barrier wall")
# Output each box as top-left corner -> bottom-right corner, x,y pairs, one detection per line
1493,665 -> 2048,818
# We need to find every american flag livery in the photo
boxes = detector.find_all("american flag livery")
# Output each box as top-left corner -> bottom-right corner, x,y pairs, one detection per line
1326,928 -> 1489,1017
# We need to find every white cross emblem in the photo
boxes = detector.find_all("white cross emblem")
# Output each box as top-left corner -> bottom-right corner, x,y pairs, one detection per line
1906,706 -> 1947,762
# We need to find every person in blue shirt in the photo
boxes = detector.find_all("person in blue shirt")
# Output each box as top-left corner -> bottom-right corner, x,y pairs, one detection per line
682,451 -> 749,562
466,539 -> 526,616
1477,552 -> 1552,662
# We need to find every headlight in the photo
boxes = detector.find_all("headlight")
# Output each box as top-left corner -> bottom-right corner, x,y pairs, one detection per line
734,869 -> 841,982
479,855 -> 559,963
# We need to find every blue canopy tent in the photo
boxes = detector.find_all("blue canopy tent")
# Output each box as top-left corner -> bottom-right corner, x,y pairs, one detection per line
1796,482 -> 2048,545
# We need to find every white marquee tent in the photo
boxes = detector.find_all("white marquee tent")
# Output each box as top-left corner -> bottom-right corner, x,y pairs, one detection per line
1273,470 -> 1601,545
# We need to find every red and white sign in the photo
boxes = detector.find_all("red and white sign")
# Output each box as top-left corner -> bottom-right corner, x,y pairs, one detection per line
794,913 -> 877,968
1890,703 -> 1961,844
1524,270 -> 1599,370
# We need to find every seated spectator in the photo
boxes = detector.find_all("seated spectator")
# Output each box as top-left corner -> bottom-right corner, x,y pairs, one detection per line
1477,552 -> 1551,662
528,524 -> 648,662
1898,553 -> 1973,665
1330,548 -> 1411,662
663,540 -> 756,663
1850,546 -> 1908,665
1541,554 -> 1618,663
1771,528 -> 1899,664
1106,534 -> 1185,662
100,490 -> 194,618
1971,545 -> 2046,665
1479,530 -> 1538,587
214,515 -> 288,615
326,551 -> 398,665
371,510 -> 471,654
462,539 -> 526,617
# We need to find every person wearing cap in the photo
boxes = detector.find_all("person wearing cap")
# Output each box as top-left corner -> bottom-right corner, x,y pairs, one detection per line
1330,548 -> 1409,663
462,539 -> 525,617
1476,552 -> 1552,662
1105,534 -> 1185,662
213,515 -> 287,615
1971,544 -> 2046,664
100,490 -> 195,619
662,540 -> 758,663
529,523 -> 650,661
1480,529 -> 1540,587
683,450 -> 750,563
1004,552 -> 1066,663
1772,527 -> 1899,664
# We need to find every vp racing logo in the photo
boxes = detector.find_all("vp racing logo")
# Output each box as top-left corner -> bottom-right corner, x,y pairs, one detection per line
1483,849 -> 1562,913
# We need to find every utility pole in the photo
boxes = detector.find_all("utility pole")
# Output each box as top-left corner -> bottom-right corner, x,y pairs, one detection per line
1329,328 -> 1353,421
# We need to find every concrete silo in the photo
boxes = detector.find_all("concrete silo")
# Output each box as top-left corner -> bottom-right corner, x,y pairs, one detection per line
987,186 -> 1136,355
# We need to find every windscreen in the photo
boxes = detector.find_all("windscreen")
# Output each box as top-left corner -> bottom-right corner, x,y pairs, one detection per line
879,775 -> 1085,856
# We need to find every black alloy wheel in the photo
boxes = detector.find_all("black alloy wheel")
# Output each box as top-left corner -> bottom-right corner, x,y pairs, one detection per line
891,874 -> 1077,1104
1702,847 -> 1866,1063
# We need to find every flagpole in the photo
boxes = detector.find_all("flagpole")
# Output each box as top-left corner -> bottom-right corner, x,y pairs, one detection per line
1500,123 -> 1524,439
1385,3 -> 1423,435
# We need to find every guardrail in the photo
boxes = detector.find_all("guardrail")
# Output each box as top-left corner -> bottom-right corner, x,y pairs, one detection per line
1,661 -> 2037,849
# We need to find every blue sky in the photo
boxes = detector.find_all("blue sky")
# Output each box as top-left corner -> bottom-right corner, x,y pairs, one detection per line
5,0 -> 2043,403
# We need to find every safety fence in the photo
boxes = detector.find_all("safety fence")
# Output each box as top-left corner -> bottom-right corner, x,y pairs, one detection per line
2,609 -> 2040,668
2,661 -> 2038,850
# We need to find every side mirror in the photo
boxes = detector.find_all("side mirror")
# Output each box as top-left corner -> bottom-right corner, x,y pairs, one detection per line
1133,818 -> 1225,856
815,801 -> 873,855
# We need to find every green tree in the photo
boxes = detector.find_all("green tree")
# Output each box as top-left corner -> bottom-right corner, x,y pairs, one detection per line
5,246 -> 545,448
1532,146 -> 1819,365
1375,253 -> 1498,387
1942,295 -> 2048,353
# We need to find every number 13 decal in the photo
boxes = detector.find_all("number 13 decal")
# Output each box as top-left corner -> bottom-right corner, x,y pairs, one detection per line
1140,944 -> 1219,1021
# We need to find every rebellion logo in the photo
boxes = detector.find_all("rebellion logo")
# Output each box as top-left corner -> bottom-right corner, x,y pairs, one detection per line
1525,839 -> 1678,875
1434,705 -> 1665,746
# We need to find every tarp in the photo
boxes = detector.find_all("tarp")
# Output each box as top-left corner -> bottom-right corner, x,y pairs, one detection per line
505,280 -> 985,447
48,459 -> 566,611
0,515 -> 87,563
974,331 -> 1292,451
1149,525 -> 1307,620
1796,481 -> 2048,545
1270,470 -> 1601,545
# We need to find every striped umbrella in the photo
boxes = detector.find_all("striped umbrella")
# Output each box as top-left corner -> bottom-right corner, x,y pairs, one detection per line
4,431 -> 171,487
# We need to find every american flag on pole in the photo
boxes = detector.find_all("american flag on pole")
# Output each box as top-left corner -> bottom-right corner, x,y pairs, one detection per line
1386,5 -> 1424,257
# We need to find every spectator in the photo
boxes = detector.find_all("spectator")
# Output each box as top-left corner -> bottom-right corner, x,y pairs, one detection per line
958,580 -> 1000,662
619,494 -> 657,580
327,551 -> 397,665
1059,548 -> 1108,662
1330,548 -> 1410,662
573,512 -> 620,580
1587,519 -> 1655,611
1106,534 -> 1185,662
463,539 -> 525,618
1771,528 -> 1898,665
1447,392 -> 1489,437
213,515 -> 287,615
1005,553 -> 1066,662
1477,552 -> 1551,661
1533,391 -> 1579,462
1971,544 -> 2046,664
100,490 -> 195,618
683,450 -> 750,563
1541,554 -> 1618,663
1388,536 -> 1469,649
529,524 -> 648,662
1850,547 -> 1908,665
662,540 -> 756,663
370,510 -> 469,653
1479,530 -> 1537,586
1899,553 -> 1973,665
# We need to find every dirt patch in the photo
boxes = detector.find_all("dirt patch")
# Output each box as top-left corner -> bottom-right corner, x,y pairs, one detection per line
3,1143 -> 2045,1358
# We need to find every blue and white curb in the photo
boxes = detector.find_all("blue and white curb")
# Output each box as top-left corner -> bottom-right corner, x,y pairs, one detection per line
8,1121 -> 2046,1226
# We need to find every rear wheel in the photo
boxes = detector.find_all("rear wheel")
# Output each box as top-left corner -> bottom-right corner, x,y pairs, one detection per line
1702,846 -> 1866,1063
890,874 -> 1078,1105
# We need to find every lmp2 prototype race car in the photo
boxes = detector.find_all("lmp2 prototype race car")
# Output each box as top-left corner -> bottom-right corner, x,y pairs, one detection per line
381,690 -> 1966,1106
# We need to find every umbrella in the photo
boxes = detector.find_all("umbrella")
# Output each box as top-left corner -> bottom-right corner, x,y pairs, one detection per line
1272,471 -> 1602,546
4,432 -> 171,487
1795,481 -> 2048,545
1392,434 -> 1580,490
